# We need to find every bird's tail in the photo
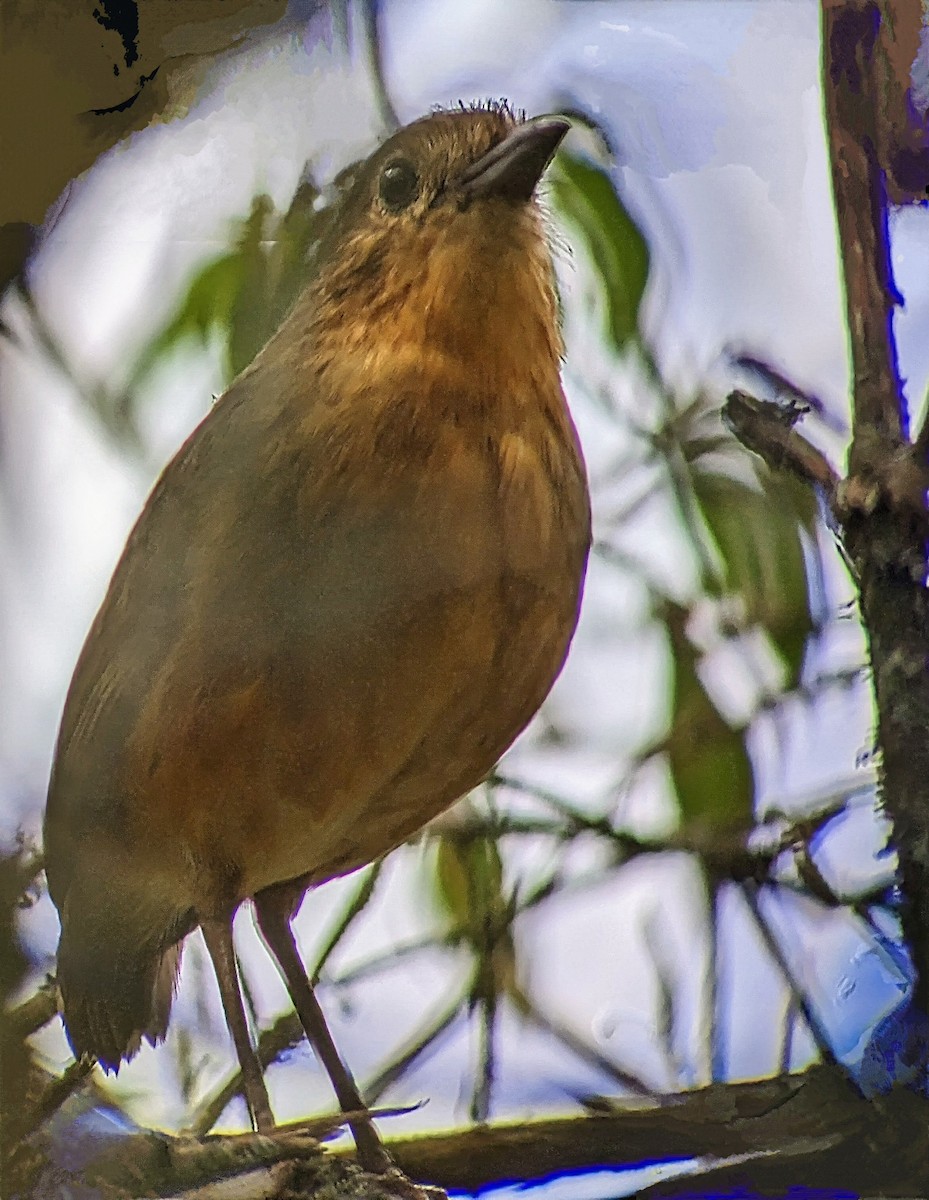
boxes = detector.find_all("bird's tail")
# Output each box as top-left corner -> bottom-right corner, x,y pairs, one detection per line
56,893 -> 191,1069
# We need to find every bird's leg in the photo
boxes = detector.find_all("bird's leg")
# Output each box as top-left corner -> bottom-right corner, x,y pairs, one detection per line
201,916 -> 275,1134
254,890 -> 394,1174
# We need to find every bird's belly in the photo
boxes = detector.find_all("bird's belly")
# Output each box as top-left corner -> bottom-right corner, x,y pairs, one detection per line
256,593 -> 572,894
257,570 -> 578,898
138,568 -> 579,909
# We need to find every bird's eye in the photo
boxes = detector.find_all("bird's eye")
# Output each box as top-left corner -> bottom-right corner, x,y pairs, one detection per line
378,159 -> 420,212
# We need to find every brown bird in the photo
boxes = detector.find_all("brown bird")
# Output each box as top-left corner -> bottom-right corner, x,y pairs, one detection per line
43,102 -> 590,1168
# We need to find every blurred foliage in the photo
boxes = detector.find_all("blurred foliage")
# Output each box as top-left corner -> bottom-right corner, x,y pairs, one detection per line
553,142 -> 817,838
549,151 -> 650,349
693,469 -> 817,690
434,818 -> 510,963
125,179 -> 322,400
433,822 -> 515,1120
662,601 -> 755,833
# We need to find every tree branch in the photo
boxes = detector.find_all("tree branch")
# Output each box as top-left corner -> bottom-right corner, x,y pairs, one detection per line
820,0 -> 929,1018
723,390 -> 840,502
16,1069 -> 927,1198
386,1067 -> 928,1196
725,1 -> 929,1032
822,0 -> 906,458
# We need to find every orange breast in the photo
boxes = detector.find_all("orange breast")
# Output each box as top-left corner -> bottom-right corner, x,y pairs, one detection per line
125,401 -> 588,911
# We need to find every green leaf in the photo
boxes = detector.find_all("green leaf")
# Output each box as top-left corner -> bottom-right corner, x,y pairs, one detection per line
125,249 -> 246,397
225,185 -> 321,377
692,470 -> 815,689
433,832 -> 505,943
664,603 -> 755,833
124,184 -> 322,400
431,829 -> 517,1009
549,150 -> 650,348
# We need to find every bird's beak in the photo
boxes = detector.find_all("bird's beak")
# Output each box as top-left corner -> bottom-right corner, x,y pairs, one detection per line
458,116 -> 571,204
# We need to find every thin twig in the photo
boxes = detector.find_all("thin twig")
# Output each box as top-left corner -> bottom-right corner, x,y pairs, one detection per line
643,914 -> 682,1088
702,872 -> 720,1084
328,934 -> 450,990
188,1011 -> 304,1136
5,977 -> 60,1040
471,996 -> 497,1124
308,862 -> 384,986
5,1057 -> 94,1154
723,390 -> 840,500
511,984 -> 655,1098
726,346 -> 845,431
364,995 -> 462,1104
738,882 -> 840,1071
13,281 -> 144,454
780,994 -> 799,1075
358,0 -> 399,131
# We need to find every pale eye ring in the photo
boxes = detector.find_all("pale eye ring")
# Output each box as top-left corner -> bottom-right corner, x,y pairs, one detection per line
378,159 -> 420,212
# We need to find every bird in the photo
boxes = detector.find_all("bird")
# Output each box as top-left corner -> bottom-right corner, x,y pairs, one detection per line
43,101 -> 591,1169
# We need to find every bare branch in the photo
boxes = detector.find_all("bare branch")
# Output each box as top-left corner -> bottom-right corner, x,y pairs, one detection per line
822,0 -> 907,457
385,1067 -> 927,1195
820,0 -> 929,1016
738,883 -> 840,1071
5,977 -> 59,1040
723,389 -> 841,500
3,1058 -> 94,1172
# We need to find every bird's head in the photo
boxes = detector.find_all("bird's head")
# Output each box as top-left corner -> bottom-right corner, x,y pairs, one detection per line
305,103 -> 570,383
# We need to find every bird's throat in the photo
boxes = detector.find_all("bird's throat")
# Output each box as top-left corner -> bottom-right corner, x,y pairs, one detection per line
312,205 -> 563,412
